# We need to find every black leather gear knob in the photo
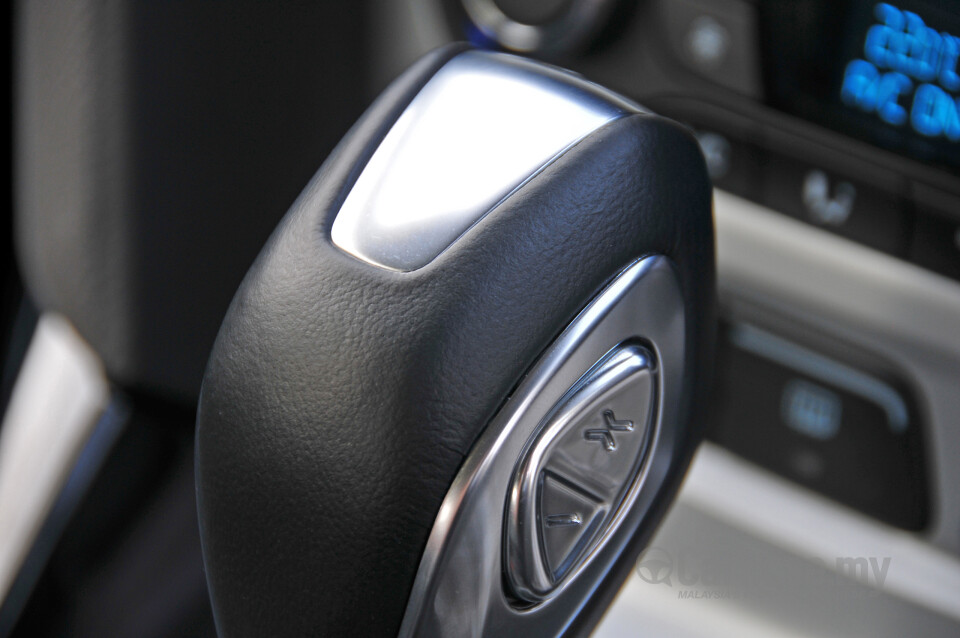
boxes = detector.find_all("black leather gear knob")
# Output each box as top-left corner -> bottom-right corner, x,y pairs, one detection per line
196,44 -> 714,637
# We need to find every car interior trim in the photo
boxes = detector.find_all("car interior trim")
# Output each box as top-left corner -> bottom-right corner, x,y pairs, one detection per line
680,442 -> 960,624
331,50 -> 634,271
714,189 -> 960,556
0,315 -> 110,601
728,322 -> 909,432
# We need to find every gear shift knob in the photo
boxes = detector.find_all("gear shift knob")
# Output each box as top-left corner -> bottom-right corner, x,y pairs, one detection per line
196,45 -> 714,637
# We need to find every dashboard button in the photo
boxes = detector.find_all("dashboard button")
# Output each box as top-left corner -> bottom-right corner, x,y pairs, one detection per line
660,0 -> 762,97
538,472 -> 603,580
761,145 -> 908,256
505,344 -> 656,601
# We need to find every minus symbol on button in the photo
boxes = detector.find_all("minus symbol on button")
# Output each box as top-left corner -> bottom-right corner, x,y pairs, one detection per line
545,513 -> 583,528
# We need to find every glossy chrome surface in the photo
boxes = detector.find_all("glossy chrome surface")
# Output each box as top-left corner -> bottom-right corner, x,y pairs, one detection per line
461,0 -> 617,55
0,315 -> 110,601
505,344 -> 656,602
331,50 -> 636,271
397,256 -> 687,637
728,322 -> 909,432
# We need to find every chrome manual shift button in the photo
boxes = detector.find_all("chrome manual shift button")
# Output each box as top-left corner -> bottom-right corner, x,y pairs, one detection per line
505,344 -> 657,602
538,472 -> 604,582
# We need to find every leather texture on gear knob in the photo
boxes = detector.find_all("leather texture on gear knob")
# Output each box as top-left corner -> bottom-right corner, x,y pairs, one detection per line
196,45 -> 714,637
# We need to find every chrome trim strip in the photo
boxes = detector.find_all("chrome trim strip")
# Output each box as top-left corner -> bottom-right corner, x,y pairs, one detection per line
0,314 -> 110,602
0,397 -> 127,632
729,322 -> 909,432
331,50 -> 635,272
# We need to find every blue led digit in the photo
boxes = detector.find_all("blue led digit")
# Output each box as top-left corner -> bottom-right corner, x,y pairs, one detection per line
911,83 -> 939,135
940,35 -> 960,91
906,11 -> 942,81
878,72 -> 913,124
842,59 -> 880,109
911,83 -> 960,140
876,3 -> 905,31
866,4 -> 904,69
866,23 -> 897,69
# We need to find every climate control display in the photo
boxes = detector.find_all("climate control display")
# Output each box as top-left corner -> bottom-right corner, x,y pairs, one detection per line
842,3 -> 960,141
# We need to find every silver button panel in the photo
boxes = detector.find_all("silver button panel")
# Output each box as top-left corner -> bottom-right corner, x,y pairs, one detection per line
397,256 -> 687,637
505,344 -> 656,602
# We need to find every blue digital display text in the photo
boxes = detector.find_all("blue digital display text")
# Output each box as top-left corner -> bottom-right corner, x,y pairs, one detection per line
841,3 -> 960,142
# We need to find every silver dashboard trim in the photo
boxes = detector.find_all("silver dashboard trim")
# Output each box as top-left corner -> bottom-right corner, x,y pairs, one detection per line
0,314 -> 110,602
729,322 -> 909,432
331,50 -> 634,272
